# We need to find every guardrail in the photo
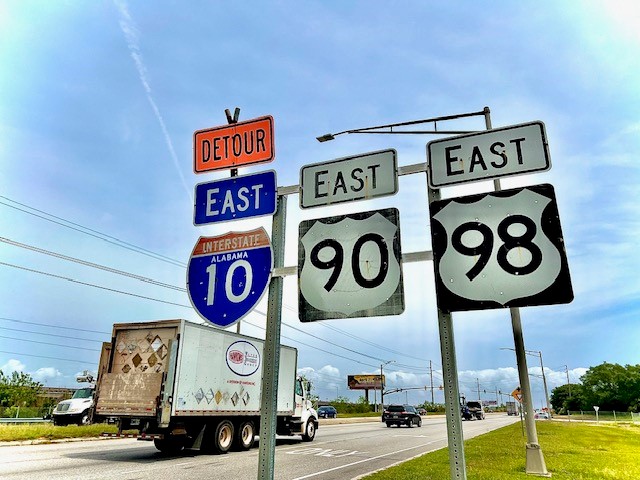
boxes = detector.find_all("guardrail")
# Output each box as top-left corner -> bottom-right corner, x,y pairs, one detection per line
0,417 -> 52,424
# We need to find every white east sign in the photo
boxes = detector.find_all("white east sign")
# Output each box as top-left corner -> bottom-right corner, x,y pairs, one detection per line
427,121 -> 551,188
299,149 -> 398,208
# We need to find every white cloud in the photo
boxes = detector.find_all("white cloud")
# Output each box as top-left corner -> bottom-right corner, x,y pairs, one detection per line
1,359 -> 25,374
32,367 -> 62,382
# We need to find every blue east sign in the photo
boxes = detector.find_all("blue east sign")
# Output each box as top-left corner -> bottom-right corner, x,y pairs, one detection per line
193,170 -> 277,225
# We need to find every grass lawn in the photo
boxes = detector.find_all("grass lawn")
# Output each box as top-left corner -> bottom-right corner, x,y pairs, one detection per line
363,421 -> 640,480
0,423 -> 129,443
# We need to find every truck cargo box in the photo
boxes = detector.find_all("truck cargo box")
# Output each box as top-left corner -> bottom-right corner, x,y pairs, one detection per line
96,319 -> 297,418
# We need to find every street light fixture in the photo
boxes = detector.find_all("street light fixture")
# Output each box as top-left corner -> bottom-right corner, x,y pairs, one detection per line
500,347 -> 552,416
315,110 -> 487,142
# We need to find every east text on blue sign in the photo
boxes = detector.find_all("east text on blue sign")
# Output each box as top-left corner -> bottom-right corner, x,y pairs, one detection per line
193,170 -> 277,225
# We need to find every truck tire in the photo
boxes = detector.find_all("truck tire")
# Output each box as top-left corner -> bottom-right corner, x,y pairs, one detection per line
212,420 -> 234,453
77,411 -> 91,426
301,419 -> 316,442
233,421 -> 255,451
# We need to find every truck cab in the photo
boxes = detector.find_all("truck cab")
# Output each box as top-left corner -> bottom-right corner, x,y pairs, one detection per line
293,377 -> 318,441
52,386 -> 95,426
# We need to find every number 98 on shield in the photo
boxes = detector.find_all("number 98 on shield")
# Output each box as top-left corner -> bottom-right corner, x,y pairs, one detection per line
429,184 -> 573,312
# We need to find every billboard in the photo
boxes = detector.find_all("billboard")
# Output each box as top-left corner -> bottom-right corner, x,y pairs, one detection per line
347,374 -> 384,390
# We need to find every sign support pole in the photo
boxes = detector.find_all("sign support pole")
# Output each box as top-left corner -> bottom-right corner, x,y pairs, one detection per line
257,193 -> 287,480
438,309 -> 467,479
484,107 -> 550,477
511,308 -> 550,476
429,184 -> 467,480
223,107 -> 243,333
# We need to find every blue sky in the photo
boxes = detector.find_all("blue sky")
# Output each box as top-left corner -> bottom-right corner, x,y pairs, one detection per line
1,1 -> 639,409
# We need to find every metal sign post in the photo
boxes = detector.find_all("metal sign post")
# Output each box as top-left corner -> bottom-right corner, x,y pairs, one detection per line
484,110 -> 551,477
257,192 -> 287,480
511,307 -> 550,476
428,184 -> 467,480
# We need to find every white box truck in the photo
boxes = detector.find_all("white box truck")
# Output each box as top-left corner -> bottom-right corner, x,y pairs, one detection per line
95,319 -> 318,454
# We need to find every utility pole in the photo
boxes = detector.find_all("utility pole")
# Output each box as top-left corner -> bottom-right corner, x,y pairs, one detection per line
476,378 -> 481,400
564,365 -> 572,397
536,351 -> 552,416
429,360 -> 435,405
380,360 -> 395,413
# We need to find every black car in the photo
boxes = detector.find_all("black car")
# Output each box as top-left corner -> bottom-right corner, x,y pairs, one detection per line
382,404 -> 422,428
317,405 -> 338,418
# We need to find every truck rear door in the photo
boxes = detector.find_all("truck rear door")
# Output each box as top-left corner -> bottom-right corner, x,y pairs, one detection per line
96,323 -> 179,417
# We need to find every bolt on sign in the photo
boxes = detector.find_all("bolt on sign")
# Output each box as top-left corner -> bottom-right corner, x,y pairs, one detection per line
298,208 -> 404,322
193,116 -> 275,173
429,183 -> 573,312
427,121 -> 551,188
299,149 -> 398,208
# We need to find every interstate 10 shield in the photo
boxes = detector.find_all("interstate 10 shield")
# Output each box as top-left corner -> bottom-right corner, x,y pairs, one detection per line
187,228 -> 273,328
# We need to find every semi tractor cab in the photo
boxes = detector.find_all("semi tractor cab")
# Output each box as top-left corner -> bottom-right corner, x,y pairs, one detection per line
52,379 -> 95,426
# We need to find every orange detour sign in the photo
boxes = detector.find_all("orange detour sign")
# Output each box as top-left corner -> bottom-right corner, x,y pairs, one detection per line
194,115 -> 274,173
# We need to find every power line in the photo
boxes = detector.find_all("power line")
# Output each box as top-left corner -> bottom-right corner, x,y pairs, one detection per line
241,318 -> 380,370
0,350 -> 96,365
0,336 -> 100,352
0,262 -> 191,308
0,316 -> 110,335
1,236 -> 185,292
0,326 -> 106,344
1,197 -> 452,375
0,197 -> 185,267
2,196 -> 437,368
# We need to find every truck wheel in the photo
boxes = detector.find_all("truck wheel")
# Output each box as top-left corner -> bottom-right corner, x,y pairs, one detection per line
233,421 -> 255,451
212,420 -> 234,453
417,418 -> 422,427
386,422 -> 392,428
78,411 -> 91,426
301,419 -> 316,442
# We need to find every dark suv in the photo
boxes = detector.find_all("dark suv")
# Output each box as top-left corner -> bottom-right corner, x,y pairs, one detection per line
382,404 -> 422,428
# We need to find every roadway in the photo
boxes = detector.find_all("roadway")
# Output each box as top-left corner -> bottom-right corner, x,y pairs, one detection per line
0,414 -> 519,480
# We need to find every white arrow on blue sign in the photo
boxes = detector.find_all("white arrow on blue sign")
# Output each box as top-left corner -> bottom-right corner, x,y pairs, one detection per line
193,170 -> 277,225
187,228 -> 273,328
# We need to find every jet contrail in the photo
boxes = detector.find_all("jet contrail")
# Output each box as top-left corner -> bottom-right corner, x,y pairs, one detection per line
114,0 -> 192,201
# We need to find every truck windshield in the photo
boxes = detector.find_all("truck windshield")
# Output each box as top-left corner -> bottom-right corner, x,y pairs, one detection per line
72,388 -> 93,399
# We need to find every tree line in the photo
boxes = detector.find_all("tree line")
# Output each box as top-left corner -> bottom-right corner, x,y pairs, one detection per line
550,362 -> 640,413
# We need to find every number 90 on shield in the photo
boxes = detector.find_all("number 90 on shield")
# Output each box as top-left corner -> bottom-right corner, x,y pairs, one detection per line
298,208 -> 405,322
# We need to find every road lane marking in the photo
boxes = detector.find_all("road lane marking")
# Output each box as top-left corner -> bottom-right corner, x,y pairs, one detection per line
286,448 -> 366,458
291,438 -> 445,480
